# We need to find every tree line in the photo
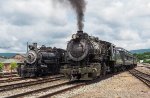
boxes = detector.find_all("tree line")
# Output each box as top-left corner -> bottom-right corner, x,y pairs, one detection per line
133,52 -> 150,63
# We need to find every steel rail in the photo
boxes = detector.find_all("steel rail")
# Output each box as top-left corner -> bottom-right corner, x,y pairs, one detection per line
129,69 -> 150,87
0,75 -> 64,92
5,82 -> 71,98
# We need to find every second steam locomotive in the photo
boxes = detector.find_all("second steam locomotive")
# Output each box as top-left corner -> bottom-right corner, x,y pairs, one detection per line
60,31 -> 137,80
17,43 -> 66,78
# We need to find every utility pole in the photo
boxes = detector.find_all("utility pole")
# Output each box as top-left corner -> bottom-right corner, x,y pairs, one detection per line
27,42 -> 28,53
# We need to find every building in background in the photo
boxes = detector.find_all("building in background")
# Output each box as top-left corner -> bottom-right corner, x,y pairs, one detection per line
0,56 -> 6,62
12,54 -> 25,63
2,59 -> 24,72
140,60 -> 144,63
0,54 -> 25,72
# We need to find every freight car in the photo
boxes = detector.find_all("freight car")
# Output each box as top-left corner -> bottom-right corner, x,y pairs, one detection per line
17,43 -> 66,78
60,31 -> 137,80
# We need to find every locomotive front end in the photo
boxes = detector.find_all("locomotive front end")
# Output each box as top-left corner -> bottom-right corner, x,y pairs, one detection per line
26,50 -> 38,64
61,31 -> 102,80
67,31 -> 89,62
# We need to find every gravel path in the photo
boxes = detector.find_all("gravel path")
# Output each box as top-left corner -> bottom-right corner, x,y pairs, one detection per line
53,71 -> 150,98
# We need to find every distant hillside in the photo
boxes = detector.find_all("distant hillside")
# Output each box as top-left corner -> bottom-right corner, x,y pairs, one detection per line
130,49 -> 150,54
0,53 -> 17,58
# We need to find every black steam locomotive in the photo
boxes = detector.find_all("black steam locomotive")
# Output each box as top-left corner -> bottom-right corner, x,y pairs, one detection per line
17,43 -> 66,78
60,31 -> 137,80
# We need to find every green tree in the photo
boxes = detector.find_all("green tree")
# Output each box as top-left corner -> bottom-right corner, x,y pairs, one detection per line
10,62 -> 18,79
135,52 -> 150,63
10,62 -> 18,72
0,62 -> 4,77
0,62 -> 4,72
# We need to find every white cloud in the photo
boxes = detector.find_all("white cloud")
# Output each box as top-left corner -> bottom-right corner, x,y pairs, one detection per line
0,0 -> 150,52
85,0 -> 150,50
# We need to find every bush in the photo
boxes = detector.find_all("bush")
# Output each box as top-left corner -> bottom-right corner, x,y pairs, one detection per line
134,52 -> 150,62
143,60 -> 150,64
0,62 -> 4,72
0,62 -> 4,77
10,62 -> 18,72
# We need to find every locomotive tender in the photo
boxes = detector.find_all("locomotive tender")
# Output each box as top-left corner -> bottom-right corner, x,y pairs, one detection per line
60,31 -> 137,80
17,43 -> 66,78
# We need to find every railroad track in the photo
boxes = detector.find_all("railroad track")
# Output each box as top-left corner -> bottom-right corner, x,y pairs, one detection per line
1,74 -> 19,78
2,72 -> 122,98
0,75 -> 64,92
0,75 -> 58,83
129,69 -> 150,87
0,77 -> 23,83
5,81 -> 85,98
0,72 -> 17,75
0,72 -> 18,78
138,63 -> 150,69
4,76 -> 110,98
146,67 -> 150,69
4,72 -> 17,75
38,82 -> 84,98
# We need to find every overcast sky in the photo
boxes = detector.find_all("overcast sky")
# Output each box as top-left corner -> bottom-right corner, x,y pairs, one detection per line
0,0 -> 150,53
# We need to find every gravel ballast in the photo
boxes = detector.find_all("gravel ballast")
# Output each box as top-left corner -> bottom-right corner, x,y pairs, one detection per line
0,65 -> 150,98
0,79 -> 67,97
53,71 -> 150,98
135,64 -> 150,75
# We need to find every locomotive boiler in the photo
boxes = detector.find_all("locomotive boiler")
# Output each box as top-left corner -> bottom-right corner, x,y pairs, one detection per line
17,43 -> 66,78
60,31 -> 137,80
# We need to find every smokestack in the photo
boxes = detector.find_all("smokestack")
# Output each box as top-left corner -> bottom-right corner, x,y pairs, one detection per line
33,43 -> 37,48
77,31 -> 83,34
55,0 -> 86,31
76,31 -> 83,38
27,42 -> 28,52
33,43 -> 38,51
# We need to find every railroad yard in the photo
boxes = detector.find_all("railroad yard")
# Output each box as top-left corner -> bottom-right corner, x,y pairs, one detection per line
0,63 -> 149,98
0,0 -> 149,98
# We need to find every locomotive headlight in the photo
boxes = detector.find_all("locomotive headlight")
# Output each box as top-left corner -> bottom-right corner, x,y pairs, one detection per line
72,34 -> 79,39
72,34 -> 76,39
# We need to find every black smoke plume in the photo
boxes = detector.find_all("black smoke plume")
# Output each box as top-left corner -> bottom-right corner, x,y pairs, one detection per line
55,0 -> 86,31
